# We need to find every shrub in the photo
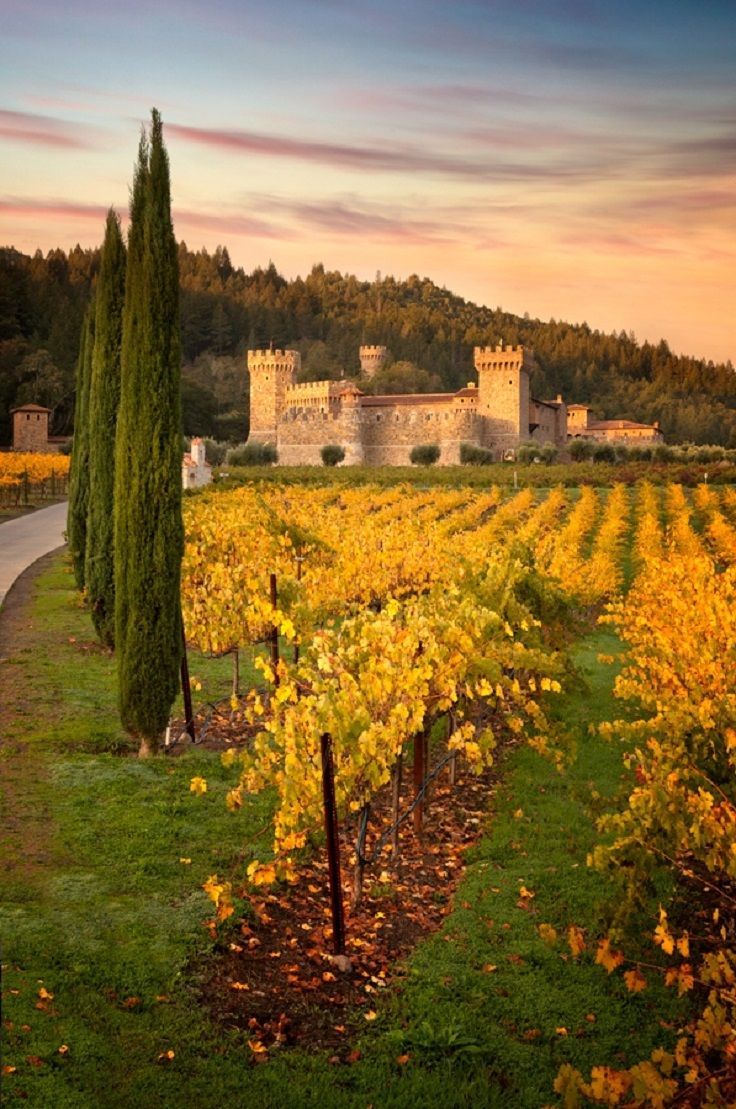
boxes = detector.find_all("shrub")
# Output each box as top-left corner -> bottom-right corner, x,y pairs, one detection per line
203,438 -> 228,465
321,444 -> 346,467
652,443 -> 674,463
410,443 -> 440,465
460,442 -> 494,465
58,438 -> 74,456
568,438 -> 594,461
515,443 -> 538,464
226,442 -> 278,466
539,443 -> 558,465
593,442 -> 616,463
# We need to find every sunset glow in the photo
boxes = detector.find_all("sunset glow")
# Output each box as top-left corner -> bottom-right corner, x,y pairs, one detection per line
2,0 -> 734,363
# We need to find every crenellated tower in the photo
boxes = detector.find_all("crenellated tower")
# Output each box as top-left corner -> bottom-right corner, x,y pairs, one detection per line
247,349 -> 300,443
474,343 -> 534,452
359,345 -> 388,380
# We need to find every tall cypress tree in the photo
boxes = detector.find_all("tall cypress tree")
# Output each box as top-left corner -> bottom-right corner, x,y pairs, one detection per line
86,209 -> 126,647
114,110 -> 183,757
67,300 -> 95,590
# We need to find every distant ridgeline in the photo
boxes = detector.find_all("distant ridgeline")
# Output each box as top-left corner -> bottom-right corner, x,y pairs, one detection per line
0,244 -> 734,447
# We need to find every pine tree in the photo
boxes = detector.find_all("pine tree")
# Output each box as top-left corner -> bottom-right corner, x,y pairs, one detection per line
85,209 -> 126,647
114,110 -> 183,757
67,299 -> 95,589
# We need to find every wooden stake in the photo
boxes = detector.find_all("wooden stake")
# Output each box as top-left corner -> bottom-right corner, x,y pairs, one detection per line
413,731 -> 425,838
269,572 -> 280,683
320,733 -> 346,955
180,621 -> 196,741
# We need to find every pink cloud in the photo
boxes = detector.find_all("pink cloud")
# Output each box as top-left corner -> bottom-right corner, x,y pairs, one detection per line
0,109 -> 95,149
168,122 -> 495,180
0,198 -> 110,220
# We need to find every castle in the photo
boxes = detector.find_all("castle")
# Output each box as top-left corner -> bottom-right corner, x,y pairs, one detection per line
247,344 -> 569,465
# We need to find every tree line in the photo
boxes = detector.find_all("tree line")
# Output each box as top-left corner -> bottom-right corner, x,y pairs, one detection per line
1,245 -> 734,446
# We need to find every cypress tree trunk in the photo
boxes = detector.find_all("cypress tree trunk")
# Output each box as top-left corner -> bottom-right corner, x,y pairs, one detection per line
114,110 -> 183,757
67,302 -> 95,590
86,210 -> 126,648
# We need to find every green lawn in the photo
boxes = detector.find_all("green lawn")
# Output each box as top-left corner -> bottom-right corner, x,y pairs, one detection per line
1,557 -> 684,1107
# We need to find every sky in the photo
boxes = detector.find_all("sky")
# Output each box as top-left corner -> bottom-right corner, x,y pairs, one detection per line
1,0 -> 734,364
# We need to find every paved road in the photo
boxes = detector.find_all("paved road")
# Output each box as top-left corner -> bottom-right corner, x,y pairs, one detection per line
0,502 -> 68,608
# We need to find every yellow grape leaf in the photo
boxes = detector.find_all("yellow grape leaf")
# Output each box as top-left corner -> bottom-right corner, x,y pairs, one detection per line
248,1039 -> 268,1054
595,938 -> 624,974
38,987 -> 54,1001
567,924 -> 586,957
230,982 -> 250,991
189,777 -> 207,796
364,1010 -> 377,1021
624,968 -> 648,993
538,923 -> 558,946
676,932 -> 689,958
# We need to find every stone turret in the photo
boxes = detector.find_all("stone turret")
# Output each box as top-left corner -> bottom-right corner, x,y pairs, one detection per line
359,345 -> 388,380
247,349 -> 300,443
12,403 -> 52,452
474,344 -> 534,452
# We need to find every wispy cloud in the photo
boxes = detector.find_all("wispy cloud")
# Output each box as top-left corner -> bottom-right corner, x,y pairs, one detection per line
0,197 -> 110,220
0,109 -> 96,149
168,121 -> 615,182
255,196 -> 458,245
174,207 -> 288,240
0,196 -> 288,241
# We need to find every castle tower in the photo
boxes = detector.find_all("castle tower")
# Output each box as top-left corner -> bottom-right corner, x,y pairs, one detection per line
247,349 -> 300,443
359,345 -> 388,380
11,403 -> 51,452
474,344 -> 534,453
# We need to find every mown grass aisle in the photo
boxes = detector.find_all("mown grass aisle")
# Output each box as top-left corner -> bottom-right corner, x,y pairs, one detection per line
1,557 -> 683,1107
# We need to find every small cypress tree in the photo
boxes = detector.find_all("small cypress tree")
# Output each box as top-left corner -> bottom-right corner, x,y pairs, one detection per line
114,110 -> 183,757
86,209 -> 126,647
67,300 -> 95,589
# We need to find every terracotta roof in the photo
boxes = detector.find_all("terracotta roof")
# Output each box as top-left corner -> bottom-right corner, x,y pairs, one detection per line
359,392 -> 457,407
533,397 -> 562,410
567,403 -> 590,410
587,419 -> 659,431
11,403 -> 51,413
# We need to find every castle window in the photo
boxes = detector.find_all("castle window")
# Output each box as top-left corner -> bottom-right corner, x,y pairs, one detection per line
376,415 -> 381,421
509,379 -> 513,385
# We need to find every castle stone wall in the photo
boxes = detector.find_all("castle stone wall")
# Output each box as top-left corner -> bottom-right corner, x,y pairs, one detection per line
530,400 -> 567,446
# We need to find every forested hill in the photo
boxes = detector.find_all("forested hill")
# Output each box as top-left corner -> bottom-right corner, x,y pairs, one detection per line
1,243 -> 734,447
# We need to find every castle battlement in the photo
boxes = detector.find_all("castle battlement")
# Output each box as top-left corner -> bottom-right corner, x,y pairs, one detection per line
248,349 -> 300,361
474,344 -> 533,375
359,344 -> 388,379
474,344 -> 525,355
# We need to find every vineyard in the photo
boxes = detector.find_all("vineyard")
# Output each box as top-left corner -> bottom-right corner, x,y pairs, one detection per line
0,451 -> 70,507
177,478 -> 736,1104
3,476 -> 735,1106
